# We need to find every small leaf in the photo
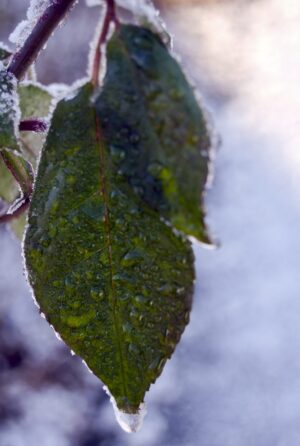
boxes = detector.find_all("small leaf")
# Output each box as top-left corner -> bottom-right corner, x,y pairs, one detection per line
18,82 -> 53,163
11,212 -> 27,240
18,82 -> 52,118
24,83 -> 195,414
0,43 -> 12,61
95,25 -> 212,243
0,68 -> 21,153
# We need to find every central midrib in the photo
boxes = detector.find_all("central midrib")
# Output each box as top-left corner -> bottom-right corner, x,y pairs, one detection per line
94,110 -> 128,402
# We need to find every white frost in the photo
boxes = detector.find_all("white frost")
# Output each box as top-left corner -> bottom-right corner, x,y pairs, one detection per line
85,0 -> 102,6
0,64 -> 21,149
9,1 -> 50,47
103,386 -> 147,433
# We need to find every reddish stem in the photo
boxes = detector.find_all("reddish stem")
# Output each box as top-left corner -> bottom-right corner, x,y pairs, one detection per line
8,0 -> 78,80
92,0 -> 119,88
19,118 -> 48,133
0,198 -> 30,224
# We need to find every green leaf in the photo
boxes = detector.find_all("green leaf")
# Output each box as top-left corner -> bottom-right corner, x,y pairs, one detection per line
11,212 -> 27,240
95,25 -> 212,244
0,43 -> 12,61
0,149 -> 33,239
18,82 -> 52,118
18,82 -> 53,163
0,68 -> 20,153
0,153 -> 18,202
24,83 -> 195,414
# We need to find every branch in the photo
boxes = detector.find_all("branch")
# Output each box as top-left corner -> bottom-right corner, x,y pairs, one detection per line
92,0 -> 119,88
8,0 -> 78,80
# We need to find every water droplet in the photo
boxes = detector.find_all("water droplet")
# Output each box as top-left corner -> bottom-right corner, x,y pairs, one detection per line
148,161 -> 163,176
66,175 -> 76,185
121,249 -> 143,267
110,144 -> 125,161
129,133 -> 140,144
134,295 -> 147,305
122,322 -> 132,334
170,89 -> 184,101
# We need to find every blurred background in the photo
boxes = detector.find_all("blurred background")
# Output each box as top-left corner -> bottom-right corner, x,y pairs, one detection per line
1,0 -> 300,445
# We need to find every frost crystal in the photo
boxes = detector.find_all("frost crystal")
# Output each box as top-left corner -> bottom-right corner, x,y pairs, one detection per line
0,64 -> 21,152
9,1 -> 50,47
85,0 -> 164,32
103,386 -> 147,433
116,0 -> 160,24
85,0 -> 102,6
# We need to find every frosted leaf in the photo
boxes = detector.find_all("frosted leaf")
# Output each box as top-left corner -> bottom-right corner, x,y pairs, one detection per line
0,66 -> 21,152
104,386 -> 147,433
115,0 -> 168,40
116,0 -> 158,21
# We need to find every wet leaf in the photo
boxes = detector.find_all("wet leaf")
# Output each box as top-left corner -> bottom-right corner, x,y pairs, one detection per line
95,25 -> 212,243
24,83 -> 195,414
0,68 -> 20,153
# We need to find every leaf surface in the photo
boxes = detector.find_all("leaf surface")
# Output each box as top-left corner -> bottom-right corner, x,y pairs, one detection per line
18,82 -> 53,162
96,25 -> 212,243
24,83 -> 195,413
0,68 -> 20,153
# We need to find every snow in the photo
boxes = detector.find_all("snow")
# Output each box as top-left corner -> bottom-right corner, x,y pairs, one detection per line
1,0 -> 300,445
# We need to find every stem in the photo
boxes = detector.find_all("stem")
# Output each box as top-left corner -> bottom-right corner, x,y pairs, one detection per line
0,198 -> 30,224
1,150 -> 33,197
20,118 -> 48,133
92,0 -> 118,88
8,0 -> 78,80
0,151 -> 33,223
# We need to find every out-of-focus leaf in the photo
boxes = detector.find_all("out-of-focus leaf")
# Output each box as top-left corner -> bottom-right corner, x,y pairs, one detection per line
18,82 -> 53,163
0,154 -> 18,202
11,212 -> 27,240
0,149 -> 33,239
0,68 -> 20,153
95,25 -> 212,243
0,43 -> 12,61
18,82 -> 52,118
24,83 -> 195,414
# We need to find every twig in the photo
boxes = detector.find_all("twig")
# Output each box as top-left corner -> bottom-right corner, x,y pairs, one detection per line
0,197 -> 30,224
92,0 -> 119,88
19,118 -> 48,133
1,151 -> 33,197
8,0 -> 78,80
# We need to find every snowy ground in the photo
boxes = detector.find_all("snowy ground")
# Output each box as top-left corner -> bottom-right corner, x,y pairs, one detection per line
1,0 -> 300,445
